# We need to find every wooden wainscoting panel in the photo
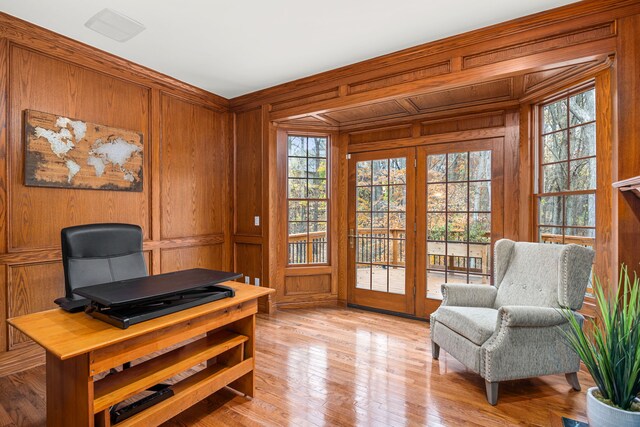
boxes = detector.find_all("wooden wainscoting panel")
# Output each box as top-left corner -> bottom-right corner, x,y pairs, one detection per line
7,262 -> 64,349
462,22 -> 616,69
233,242 -> 262,285
348,125 -> 412,145
8,45 -> 151,251
271,88 -> 340,113
347,61 -> 451,95
323,100 -> 408,124
421,111 -> 505,135
160,94 -> 227,240
160,244 -> 224,274
409,79 -> 513,112
234,108 -> 262,236
284,274 -> 331,296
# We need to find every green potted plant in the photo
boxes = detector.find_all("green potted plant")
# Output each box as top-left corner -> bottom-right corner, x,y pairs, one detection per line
561,265 -> 640,427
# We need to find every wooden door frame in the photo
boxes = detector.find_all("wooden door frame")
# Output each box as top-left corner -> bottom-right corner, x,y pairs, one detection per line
415,138 -> 505,318
347,147 -> 416,315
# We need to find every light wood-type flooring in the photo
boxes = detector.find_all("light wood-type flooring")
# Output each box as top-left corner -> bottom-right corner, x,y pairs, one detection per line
0,307 -> 592,426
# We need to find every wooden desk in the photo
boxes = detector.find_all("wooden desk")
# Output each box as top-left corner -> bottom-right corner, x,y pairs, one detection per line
8,282 -> 274,427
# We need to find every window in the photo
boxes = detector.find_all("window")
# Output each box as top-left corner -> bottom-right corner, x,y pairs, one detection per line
287,134 -> 329,265
537,87 -> 596,248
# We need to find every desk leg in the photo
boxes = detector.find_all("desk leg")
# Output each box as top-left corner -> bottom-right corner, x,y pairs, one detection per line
222,314 -> 256,397
46,351 -> 93,427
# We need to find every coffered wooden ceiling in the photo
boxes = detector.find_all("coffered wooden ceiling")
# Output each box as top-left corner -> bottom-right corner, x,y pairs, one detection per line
276,57 -> 610,130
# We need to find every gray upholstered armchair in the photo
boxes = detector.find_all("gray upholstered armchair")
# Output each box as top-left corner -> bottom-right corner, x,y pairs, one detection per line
430,239 -> 595,405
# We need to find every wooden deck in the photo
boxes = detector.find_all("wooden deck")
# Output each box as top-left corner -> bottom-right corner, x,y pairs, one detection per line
0,307 -> 591,426
357,267 -> 489,299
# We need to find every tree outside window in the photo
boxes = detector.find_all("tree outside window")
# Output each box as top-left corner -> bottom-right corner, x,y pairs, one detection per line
538,87 -> 596,247
287,135 -> 329,265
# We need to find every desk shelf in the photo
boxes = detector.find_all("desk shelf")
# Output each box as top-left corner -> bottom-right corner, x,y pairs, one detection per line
117,358 -> 253,426
94,330 -> 248,413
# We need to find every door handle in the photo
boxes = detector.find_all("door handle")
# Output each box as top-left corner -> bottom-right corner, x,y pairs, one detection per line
348,229 -> 356,248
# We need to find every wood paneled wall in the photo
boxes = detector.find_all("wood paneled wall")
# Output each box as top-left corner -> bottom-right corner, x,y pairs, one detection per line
0,14 -> 232,359
231,0 -> 640,309
233,108 -> 273,311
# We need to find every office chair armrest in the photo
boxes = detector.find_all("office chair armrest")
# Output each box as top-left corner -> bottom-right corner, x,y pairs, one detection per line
441,283 -> 497,308
54,297 -> 90,313
497,306 -> 580,328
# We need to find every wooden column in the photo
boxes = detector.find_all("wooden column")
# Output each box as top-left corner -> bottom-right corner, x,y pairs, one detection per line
615,14 -> 640,273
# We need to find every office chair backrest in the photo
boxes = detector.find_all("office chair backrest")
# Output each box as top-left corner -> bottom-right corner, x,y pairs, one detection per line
61,223 -> 147,300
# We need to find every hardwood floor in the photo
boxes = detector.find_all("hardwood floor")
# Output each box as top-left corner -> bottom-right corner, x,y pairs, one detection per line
0,307 -> 592,426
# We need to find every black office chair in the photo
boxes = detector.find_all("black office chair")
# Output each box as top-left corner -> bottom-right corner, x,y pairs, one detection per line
55,223 -> 147,309
55,223 -> 171,422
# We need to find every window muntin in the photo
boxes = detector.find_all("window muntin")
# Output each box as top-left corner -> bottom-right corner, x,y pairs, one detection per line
287,135 -> 329,265
537,87 -> 596,247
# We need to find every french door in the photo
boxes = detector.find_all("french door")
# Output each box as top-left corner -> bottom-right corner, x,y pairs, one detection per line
416,139 -> 503,318
347,148 -> 416,314
347,139 -> 503,317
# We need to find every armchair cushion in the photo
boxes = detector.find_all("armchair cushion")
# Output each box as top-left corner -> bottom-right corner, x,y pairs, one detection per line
432,307 -> 498,346
441,283 -> 497,308
498,306 -> 568,328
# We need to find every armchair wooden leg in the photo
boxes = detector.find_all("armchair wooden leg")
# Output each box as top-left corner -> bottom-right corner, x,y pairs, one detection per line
485,381 -> 499,405
565,372 -> 581,391
432,341 -> 440,360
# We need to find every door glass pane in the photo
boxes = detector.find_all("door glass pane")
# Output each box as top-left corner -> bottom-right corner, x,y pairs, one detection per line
357,161 -> 372,186
469,151 -> 492,181
372,160 -> 389,185
388,267 -> 405,295
427,213 -> 445,241
469,182 -> 491,212
426,150 -> 492,299
389,158 -> 406,184
427,154 -> 446,182
354,157 -> 407,295
447,152 -> 468,182
448,183 -> 468,211
356,264 -> 371,290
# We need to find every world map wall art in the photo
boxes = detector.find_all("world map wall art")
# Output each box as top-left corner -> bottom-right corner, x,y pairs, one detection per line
24,110 -> 143,192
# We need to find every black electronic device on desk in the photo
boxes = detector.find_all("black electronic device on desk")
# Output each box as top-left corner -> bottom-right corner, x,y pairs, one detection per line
74,268 -> 240,329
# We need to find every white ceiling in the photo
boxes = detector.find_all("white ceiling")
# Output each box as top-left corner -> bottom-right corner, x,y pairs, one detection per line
0,1 -> 580,99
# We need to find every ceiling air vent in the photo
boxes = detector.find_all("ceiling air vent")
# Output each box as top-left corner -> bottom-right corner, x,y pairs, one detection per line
85,8 -> 145,42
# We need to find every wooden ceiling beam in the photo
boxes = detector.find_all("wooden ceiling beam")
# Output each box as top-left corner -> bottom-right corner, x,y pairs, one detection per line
269,41 -> 615,121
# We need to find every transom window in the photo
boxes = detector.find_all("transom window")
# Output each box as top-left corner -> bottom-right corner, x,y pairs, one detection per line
287,135 -> 329,265
537,87 -> 596,247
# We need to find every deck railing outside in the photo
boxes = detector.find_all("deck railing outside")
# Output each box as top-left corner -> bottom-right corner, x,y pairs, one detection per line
288,228 -> 490,273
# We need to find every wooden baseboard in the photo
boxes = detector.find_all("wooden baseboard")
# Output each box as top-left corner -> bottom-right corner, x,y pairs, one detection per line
276,298 -> 340,310
0,343 -> 45,377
